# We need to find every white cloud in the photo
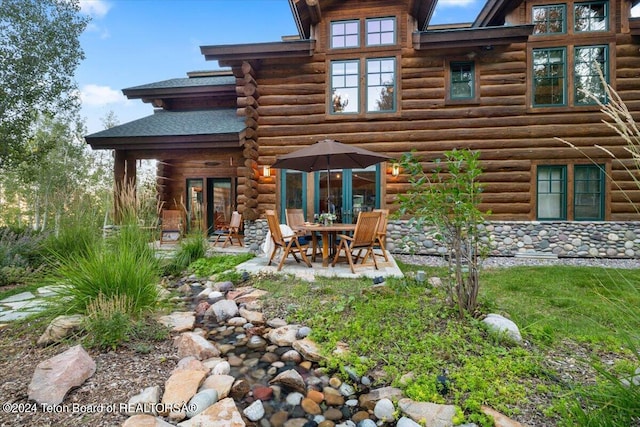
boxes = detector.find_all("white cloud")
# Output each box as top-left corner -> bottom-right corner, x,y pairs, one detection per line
79,0 -> 111,19
80,84 -> 127,107
438,0 -> 477,7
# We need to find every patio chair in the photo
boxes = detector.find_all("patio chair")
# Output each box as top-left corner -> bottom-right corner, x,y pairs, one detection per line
286,208 -> 322,260
212,211 -> 243,247
266,212 -> 312,271
372,208 -> 389,262
160,209 -> 183,245
332,211 -> 381,274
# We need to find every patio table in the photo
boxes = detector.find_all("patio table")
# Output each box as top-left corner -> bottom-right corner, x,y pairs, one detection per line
294,223 -> 356,267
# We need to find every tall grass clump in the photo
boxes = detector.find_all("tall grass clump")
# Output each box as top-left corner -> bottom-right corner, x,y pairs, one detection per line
163,233 -> 208,276
558,76 -> 640,425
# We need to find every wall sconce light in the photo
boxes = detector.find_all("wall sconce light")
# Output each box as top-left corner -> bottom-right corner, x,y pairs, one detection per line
263,165 -> 271,177
391,163 -> 400,177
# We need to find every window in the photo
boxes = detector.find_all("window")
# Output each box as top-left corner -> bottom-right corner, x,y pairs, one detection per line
574,45 -> 608,105
574,165 -> 604,220
537,166 -> 567,219
366,17 -> 395,46
331,20 -> 359,49
533,4 -> 566,34
574,1 -> 608,32
450,62 -> 475,100
330,58 -> 396,115
536,164 -> 605,220
533,48 -> 566,106
331,60 -> 359,114
366,58 -> 396,112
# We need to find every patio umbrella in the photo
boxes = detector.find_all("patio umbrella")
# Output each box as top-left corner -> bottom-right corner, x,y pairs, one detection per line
271,139 -> 391,213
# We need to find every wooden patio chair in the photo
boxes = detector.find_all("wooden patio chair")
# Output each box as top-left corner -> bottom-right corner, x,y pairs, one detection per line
212,211 -> 243,247
332,211 -> 381,274
160,209 -> 183,245
286,208 -> 322,260
372,208 -> 389,262
266,212 -> 312,271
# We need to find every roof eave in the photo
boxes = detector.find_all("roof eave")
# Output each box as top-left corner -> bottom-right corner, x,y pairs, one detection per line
413,24 -> 534,50
85,133 -> 245,151
631,17 -> 640,35
123,85 -> 237,100
200,40 -> 316,65
474,0 -> 520,27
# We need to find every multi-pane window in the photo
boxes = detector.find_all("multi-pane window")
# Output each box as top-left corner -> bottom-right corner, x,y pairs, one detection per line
366,17 -> 395,46
574,165 -> 604,220
533,48 -> 566,106
574,45 -> 608,105
537,166 -> 567,219
574,1 -> 608,32
450,62 -> 475,100
537,164 -> 605,220
331,60 -> 359,114
533,4 -> 566,34
366,58 -> 396,112
331,20 -> 359,49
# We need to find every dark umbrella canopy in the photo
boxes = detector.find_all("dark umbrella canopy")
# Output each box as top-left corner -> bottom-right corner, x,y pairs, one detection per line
271,139 -> 390,172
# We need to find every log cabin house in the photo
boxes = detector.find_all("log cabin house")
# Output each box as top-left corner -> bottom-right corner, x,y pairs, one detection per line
86,0 -> 640,258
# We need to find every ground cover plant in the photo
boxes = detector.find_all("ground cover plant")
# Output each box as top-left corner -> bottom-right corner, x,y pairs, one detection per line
255,263 -> 640,426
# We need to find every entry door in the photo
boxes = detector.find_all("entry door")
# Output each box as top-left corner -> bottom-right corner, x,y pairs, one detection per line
206,178 -> 234,234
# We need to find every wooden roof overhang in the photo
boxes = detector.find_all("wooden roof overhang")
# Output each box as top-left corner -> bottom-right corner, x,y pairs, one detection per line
200,39 -> 316,68
289,0 -> 438,38
413,24 -> 534,50
631,17 -> 640,35
123,84 -> 237,102
474,0 -> 521,27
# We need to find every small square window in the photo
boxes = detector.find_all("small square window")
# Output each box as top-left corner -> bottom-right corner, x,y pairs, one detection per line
575,1 -> 608,32
366,17 -> 395,46
532,4 -> 566,34
331,20 -> 359,49
450,62 -> 475,100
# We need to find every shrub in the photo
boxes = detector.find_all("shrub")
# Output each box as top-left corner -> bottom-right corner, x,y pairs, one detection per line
163,233 -> 207,276
0,226 -> 47,286
84,293 -> 135,350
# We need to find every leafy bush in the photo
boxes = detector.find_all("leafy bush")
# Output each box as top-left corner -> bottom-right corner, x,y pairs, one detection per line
0,226 -> 47,286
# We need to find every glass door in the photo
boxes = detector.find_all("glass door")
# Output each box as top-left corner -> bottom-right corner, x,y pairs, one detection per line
186,179 -> 204,232
280,170 -> 307,222
315,165 -> 380,223
206,178 -> 233,234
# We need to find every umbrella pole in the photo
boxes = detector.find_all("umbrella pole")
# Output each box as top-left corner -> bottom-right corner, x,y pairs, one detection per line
326,167 -> 331,214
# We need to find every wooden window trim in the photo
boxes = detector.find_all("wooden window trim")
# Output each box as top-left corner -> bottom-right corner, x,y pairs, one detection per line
445,59 -> 480,105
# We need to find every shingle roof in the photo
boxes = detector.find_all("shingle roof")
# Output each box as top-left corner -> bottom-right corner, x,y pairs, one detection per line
86,109 -> 244,139
123,75 -> 236,92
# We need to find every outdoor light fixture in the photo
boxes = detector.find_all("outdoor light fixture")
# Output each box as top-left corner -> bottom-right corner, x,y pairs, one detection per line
263,165 -> 271,177
391,163 -> 400,177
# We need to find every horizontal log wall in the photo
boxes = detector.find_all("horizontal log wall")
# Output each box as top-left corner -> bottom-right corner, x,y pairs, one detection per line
251,2 -> 640,222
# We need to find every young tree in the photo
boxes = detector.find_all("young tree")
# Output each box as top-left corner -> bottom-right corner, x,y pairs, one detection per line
0,0 -> 88,169
397,149 -> 487,318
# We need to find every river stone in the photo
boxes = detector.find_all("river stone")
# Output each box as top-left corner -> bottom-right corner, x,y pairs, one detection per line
37,314 -> 85,346
243,399 -> 265,421
396,417 -> 421,427
27,345 -> 96,405
286,392 -> 305,406
239,307 -> 265,324
398,398 -> 456,427
271,410 -> 290,427
357,420 -> 376,427
161,369 -> 207,419
157,312 -> 196,332
301,397 -> 322,415
293,338 -> 323,362
270,369 -> 307,394
177,397 -> 245,427
268,325 -> 301,346
373,398 -> 395,422
123,414 -> 175,427
281,349 -> 303,363
127,386 -> 161,415
212,360 -> 231,375
482,314 -> 522,343
200,374 -> 235,398
208,299 -> 239,322
186,388 -> 219,418
481,406 -> 526,427
174,332 -> 220,360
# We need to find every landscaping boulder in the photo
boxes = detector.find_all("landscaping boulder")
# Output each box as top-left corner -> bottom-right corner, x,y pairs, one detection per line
482,314 -> 522,343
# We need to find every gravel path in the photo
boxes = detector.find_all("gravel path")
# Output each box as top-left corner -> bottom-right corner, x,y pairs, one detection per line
397,254 -> 639,269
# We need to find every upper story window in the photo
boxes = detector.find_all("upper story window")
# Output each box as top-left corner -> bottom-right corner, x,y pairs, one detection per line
450,62 -> 475,100
574,45 -> 608,104
365,17 -> 396,46
331,60 -> 359,113
574,1 -> 608,32
331,20 -> 359,49
533,4 -> 567,34
367,58 -> 396,112
533,47 -> 566,106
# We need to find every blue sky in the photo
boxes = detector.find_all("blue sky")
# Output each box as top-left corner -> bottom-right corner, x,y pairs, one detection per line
77,0 -> 640,134
78,0 -> 487,134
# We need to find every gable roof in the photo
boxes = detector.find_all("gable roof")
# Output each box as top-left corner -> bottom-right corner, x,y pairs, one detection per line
85,109 -> 245,150
474,0 -> 520,27
289,0 -> 438,39
122,74 -> 237,99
